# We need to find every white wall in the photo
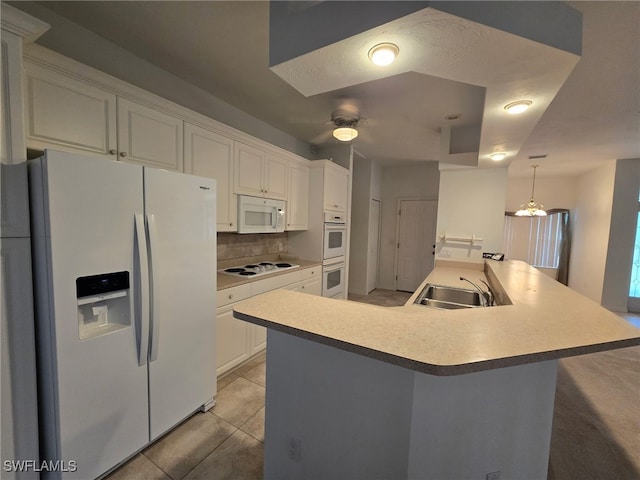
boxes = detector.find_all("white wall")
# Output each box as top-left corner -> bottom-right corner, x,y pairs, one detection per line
378,163 -> 440,290
349,157 -> 373,294
505,175 -> 577,212
601,158 -> 640,311
436,167 -> 508,263
568,161 -> 616,303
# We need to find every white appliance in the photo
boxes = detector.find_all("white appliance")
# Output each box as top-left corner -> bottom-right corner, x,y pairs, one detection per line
219,261 -> 299,278
29,150 -> 217,479
238,194 -> 285,233
322,258 -> 346,298
323,212 -> 347,260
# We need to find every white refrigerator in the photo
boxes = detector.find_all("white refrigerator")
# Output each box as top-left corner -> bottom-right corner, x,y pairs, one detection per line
29,150 -> 217,479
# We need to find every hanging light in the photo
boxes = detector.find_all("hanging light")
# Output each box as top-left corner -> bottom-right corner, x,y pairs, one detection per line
333,126 -> 358,142
515,165 -> 547,217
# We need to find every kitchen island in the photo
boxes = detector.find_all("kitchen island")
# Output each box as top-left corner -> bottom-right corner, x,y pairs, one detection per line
233,260 -> 640,479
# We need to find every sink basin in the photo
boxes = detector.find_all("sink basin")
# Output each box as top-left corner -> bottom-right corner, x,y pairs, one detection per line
414,284 -> 483,309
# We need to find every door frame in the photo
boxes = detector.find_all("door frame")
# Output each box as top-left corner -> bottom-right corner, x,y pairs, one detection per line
393,197 -> 438,292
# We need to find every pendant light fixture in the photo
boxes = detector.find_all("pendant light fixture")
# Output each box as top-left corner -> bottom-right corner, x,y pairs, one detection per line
515,165 -> 547,217
333,126 -> 358,142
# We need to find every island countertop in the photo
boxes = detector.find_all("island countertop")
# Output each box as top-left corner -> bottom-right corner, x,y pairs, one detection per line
232,260 -> 640,375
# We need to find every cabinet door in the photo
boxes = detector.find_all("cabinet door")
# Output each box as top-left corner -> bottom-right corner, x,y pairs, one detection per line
215,303 -> 251,376
324,164 -> 349,212
233,142 -> 264,197
249,325 -> 267,356
117,97 -> 183,171
184,123 -> 236,231
264,152 -> 288,200
24,61 -> 118,157
296,278 -> 322,296
287,161 -> 309,230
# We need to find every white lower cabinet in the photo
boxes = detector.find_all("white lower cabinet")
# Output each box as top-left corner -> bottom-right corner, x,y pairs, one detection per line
216,266 -> 321,376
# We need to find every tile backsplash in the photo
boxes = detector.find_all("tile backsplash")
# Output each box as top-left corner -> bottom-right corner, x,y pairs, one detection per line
217,232 -> 288,261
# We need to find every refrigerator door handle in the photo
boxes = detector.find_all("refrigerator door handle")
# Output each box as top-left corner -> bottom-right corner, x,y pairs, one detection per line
135,214 -> 150,366
146,213 -> 160,362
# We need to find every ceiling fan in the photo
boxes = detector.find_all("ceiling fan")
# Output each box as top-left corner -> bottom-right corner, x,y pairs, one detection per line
330,104 -> 362,142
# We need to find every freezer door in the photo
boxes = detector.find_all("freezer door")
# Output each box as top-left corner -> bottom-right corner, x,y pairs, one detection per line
144,167 -> 217,440
30,151 -> 149,479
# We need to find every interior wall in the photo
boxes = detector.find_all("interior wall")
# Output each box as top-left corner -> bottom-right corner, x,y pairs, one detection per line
11,1 -> 311,158
601,158 -> 640,311
568,161 -> 616,303
436,167 -> 508,263
378,163 -> 440,290
348,157 -> 382,295
505,175 -> 578,212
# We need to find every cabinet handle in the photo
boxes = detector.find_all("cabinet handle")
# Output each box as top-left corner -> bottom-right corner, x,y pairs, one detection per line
228,294 -> 233,300
108,149 -> 117,155
119,152 -> 128,158
229,223 -> 233,226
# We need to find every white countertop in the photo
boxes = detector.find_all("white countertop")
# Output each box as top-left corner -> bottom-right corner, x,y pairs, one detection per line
233,260 -> 640,375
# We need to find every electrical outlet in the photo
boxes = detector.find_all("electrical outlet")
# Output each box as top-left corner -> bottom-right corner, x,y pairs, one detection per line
486,471 -> 501,480
288,437 -> 301,462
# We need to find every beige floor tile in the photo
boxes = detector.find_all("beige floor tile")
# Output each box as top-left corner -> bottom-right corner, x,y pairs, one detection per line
217,372 -> 239,391
183,430 -> 263,480
211,377 -> 265,428
239,407 -> 265,443
104,453 -> 170,480
240,362 -> 266,387
143,412 -> 236,480
232,353 -> 266,378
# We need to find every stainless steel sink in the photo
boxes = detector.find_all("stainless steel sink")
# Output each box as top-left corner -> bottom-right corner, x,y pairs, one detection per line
414,284 -> 483,310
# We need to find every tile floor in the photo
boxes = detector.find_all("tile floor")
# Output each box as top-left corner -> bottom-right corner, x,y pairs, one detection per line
105,354 -> 267,480
105,290 -> 639,480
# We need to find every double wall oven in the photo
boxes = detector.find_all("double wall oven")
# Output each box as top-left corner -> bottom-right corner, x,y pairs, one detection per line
322,213 -> 346,299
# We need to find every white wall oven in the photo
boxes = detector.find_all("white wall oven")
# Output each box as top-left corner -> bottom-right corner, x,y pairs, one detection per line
322,258 -> 345,299
238,195 -> 285,234
323,212 -> 347,260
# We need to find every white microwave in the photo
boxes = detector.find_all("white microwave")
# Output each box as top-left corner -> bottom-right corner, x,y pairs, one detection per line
237,195 -> 286,234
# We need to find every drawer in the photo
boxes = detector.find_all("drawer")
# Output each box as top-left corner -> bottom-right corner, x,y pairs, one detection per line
217,283 -> 252,308
300,266 -> 321,280
251,270 -> 302,295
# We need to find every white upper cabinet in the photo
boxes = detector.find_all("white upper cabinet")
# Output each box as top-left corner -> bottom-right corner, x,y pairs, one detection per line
323,162 -> 349,212
287,159 -> 310,230
264,152 -> 288,200
184,122 -> 236,232
117,98 -> 183,171
24,61 -> 118,158
234,141 -> 288,200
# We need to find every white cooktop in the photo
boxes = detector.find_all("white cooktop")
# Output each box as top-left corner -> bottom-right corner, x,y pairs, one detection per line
218,261 -> 300,278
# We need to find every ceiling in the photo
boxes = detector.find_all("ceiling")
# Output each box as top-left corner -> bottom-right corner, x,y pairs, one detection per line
20,1 -> 639,178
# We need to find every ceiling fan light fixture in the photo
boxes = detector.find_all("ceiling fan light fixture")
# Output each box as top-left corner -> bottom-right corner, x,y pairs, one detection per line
515,165 -> 547,217
504,100 -> 532,115
333,127 -> 358,142
490,152 -> 507,161
368,43 -> 399,66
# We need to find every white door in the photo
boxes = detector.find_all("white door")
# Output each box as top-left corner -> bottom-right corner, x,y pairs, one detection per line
367,199 -> 381,293
144,167 -> 217,440
32,151 -> 149,479
264,152 -> 288,200
396,200 -> 438,292
233,141 -> 265,196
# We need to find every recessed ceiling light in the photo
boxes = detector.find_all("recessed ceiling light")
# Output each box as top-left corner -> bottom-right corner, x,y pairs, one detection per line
368,43 -> 399,66
504,100 -> 532,114
490,152 -> 507,161
445,113 -> 462,121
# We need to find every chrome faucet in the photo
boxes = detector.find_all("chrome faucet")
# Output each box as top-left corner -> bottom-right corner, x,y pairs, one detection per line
459,277 -> 488,307
479,279 -> 495,306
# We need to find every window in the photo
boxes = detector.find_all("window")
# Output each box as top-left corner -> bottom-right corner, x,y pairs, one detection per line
503,213 -> 563,268
629,190 -> 640,298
